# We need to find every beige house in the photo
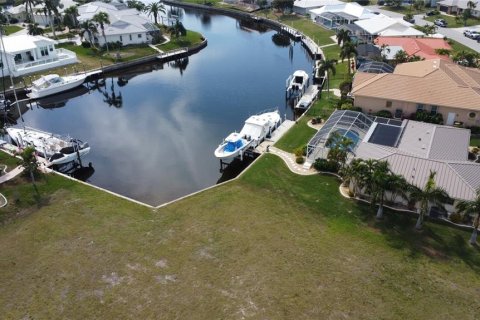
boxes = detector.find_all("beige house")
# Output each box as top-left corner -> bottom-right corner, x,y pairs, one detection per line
351,59 -> 480,127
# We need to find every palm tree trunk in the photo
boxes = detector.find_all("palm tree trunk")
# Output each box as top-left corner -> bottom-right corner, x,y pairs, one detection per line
29,169 -> 39,197
415,211 -> 424,230
103,31 -> 109,55
376,205 -> 384,220
470,228 -> 478,245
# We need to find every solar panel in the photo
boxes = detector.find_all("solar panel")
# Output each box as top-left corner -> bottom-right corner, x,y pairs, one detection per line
368,123 -> 402,147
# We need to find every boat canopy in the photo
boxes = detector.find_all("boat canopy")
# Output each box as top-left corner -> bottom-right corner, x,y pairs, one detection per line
224,139 -> 244,152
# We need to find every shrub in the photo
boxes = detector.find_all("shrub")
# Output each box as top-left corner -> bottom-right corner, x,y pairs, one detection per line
296,156 -> 305,164
449,212 -> 463,224
472,147 -> 479,154
313,158 -> 339,173
294,147 -> 304,157
467,126 -> 480,134
311,116 -> 322,124
81,41 -> 91,48
9,18 -> 19,24
468,152 -> 477,160
339,80 -> 352,98
413,110 -> 443,124
375,110 -> 392,118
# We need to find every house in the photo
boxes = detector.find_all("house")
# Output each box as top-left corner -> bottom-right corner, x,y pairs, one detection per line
437,0 -> 480,17
353,15 -> 424,42
0,34 -> 77,77
309,2 -> 377,29
5,0 -> 77,25
77,1 -> 160,47
351,59 -> 480,126
306,109 -> 480,214
293,0 -> 343,15
375,36 -> 452,61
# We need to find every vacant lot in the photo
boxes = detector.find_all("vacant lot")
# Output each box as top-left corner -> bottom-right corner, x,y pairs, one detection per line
0,152 -> 479,319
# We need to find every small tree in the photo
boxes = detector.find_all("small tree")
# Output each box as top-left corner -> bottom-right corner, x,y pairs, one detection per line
17,146 -> 40,198
456,189 -> 480,245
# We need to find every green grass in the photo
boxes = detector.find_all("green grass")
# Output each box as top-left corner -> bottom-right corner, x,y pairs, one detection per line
447,38 -> 478,55
157,30 -> 204,51
382,5 -> 428,15
0,151 -> 479,318
275,93 -> 339,152
2,25 -> 22,35
425,14 -> 480,28
470,136 -> 480,147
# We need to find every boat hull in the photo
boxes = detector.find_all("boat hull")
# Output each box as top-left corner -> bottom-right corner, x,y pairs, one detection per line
27,75 -> 87,99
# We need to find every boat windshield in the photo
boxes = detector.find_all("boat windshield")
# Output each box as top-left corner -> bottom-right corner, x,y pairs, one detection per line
224,140 -> 243,152
294,76 -> 304,84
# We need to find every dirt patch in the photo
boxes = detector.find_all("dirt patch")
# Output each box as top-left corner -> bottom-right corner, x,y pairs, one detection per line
155,259 -> 168,268
422,246 -> 448,260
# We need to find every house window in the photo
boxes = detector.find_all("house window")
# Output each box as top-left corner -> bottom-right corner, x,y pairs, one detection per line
386,101 -> 392,108
430,105 -> 438,114
49,45 -> 53,52
138,34 -> 142,38
469,112 -> 476,119
120,35 -> 123,42
129,34 -> 132,41
416,104 -> 424,112
40,46 -> 49,56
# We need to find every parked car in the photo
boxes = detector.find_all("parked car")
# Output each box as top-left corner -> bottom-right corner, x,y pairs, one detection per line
403,15 -> 415,23
464,29 -> 480,39
425,10 -> 437,16
434,19 -> 447,27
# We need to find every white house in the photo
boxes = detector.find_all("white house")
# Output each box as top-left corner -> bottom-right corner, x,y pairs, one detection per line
293,0 -> 343,15
354,15 -> 424,42
77,1 -> 160,47
0,34 -> 77,77
5,0 -> 78,26
309,2 -> 378,29
437,0 -> 480,17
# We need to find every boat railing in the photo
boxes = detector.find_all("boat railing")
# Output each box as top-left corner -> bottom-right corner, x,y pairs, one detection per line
22,126 -> 78,146
252,107 -> 280,116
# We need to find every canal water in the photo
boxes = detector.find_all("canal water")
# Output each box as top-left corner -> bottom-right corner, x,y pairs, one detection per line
10,9 -> 314,205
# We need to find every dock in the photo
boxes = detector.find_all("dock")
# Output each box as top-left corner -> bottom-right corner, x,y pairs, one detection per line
294,85 -> 319,110
157,48 -> 188,60
255,120 -> 295,153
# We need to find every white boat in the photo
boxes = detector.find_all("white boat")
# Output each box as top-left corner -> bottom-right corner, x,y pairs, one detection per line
286,70 -> 309,99
215,110 -> 281,160
6,127 -> 90,166
26,74 -> 87,99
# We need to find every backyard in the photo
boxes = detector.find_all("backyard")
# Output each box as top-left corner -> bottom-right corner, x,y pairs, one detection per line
0,150 -> 479,318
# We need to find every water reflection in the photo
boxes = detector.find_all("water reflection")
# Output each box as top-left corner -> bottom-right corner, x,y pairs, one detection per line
169,57 -> 189,76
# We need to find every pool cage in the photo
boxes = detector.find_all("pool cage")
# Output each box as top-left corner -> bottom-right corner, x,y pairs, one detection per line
306,110 -> 374,162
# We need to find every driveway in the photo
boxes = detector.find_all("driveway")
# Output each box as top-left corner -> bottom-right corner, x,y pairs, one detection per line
366,5 -> 480,53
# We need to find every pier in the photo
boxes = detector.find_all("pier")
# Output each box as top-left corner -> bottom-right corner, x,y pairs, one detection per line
294,85 -> 319,110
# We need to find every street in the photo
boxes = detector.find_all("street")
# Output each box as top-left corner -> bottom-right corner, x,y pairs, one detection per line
366,5 -> 480,53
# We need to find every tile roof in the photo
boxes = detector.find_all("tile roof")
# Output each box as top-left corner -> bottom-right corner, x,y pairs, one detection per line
375,36 -> 452,61
352,59 -> 480,111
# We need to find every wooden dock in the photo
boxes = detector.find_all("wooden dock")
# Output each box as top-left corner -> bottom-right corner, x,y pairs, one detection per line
255,120 -> 295,153
294,85 -> 319,110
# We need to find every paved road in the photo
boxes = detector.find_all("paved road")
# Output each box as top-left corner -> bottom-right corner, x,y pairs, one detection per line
366,5 -> 480,53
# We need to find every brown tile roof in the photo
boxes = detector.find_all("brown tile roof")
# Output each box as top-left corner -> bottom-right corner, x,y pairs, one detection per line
375,37 -> 452,61
352,59 -> 480,110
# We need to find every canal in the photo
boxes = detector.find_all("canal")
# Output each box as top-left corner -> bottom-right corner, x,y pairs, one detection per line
10,9 -> 314,206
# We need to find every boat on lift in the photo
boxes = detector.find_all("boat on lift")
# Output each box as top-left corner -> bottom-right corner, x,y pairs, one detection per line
214,110 -> 281,160
26,74 -> 87,99
6,126 -> 90,166
286,70 -> 309,99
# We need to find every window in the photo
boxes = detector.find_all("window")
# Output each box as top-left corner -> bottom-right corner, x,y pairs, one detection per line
138,34 -> 142,38
430,105 -> 438,114
120,35 -> 123,42
469,112 -> 476,119
40,46 -> 48,56
416,104 -> 424,111
386,101 -> 392,108
49,45 -> 53,52
129,34 -> 132,41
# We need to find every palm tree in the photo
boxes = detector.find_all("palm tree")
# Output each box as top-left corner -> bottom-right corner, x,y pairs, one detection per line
409,171 -> 450,230
339,41 -> 357,75
93,12 -> 111,55
456,189 -> 480,245
44,0 -> 60,39
17,146 -> 40,198
370,161 -> 391,219
144,1 -> 166,25
27,23 -> 43,35
336,29 -> 350,46
316,58 -> 336,94
326,131 -> 354,170
24,0 -> 40,23
79,20 -> 98,48
64,5 -> 79,30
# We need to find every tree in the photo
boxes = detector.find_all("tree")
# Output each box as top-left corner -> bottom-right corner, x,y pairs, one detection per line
336,29 -> 350,46
126,0 -> 145,11
44,0 -> 61,39
409,171 -> 450,230
455,189 -> 480,245
370,161 -> 392,219
93,11 -> 111,55
413,0 -> 424,11
271,0 -> 295,12
144,1 -> 166,25
339,41 -> 357,75
417,24 -> 437,36
326,131 -> 354,169
24,0 -> 40,22
63,5 -> 79,30
339,158 -> 364,196
27,23 -> 44,35
316,59 -> 336,94
17,146 -> 40,198
452,50 -> 479,67
169,19 -> 187,38
80,19 -> 98,48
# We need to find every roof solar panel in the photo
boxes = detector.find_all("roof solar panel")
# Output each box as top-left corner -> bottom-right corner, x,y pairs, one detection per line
368,123 -> 402,147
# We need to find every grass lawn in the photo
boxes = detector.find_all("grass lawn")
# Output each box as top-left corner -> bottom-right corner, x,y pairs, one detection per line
157,30 -> 204,51
425,14 -> 480,28
447,38 -> 478,54
382,5 -> 428,15
275,93 -> 339,153
2,25 -> 23,35
0,150 -> 479,318
470,135 -> 480,147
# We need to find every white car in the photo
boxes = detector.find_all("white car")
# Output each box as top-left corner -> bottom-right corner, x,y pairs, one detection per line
464,30 -> 480,39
